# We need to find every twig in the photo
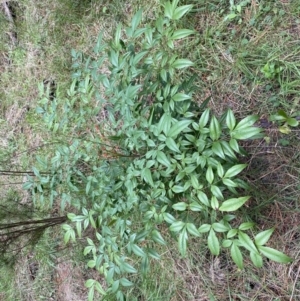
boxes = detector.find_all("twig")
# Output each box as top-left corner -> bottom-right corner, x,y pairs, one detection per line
1,1 -> 17,45
290,264 -> 300,301
2,1 -> 13,22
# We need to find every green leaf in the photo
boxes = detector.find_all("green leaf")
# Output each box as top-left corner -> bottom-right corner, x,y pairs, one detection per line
217,163 -> 224,178
175,171 -> 185,182
120,278 -> 134,287
224,164 -> 247,178
208,229 -> 220,255
160,69 -> 167,82
239,222 -> 255,231
172,29 -> 195,40
199,109 -> 210,128
88,286 -> 94,301
141,256 -> 150,275
226,109 -> 236,130
147,248 -> 161,260
164,1 -> 173,19
227,229 -> 238,238
250,251 -> 263,268
211,195 -> 219,210
224,13 -> 237,21
206,166 -> 214,184
163,213 -> 176,224
23,181 -> 33,190
131,9 -> 143,31
122,262 -> 137,273
178,229 -> 188,256
146,160 -> 155,168
189,201 -> 203,211
172,93 -> 191,102
287,117 -> 298,127
85,279 -> 95,288
212,222 -> 229,232
157,112 -> 172,135
166,137 -> 180,153
197,191 -> 210,207
219,196 -> 250,212
231,242 -> 243,269
36,106 -> 45,114
32,166 -> 41,178
144,210 -> 154,221
173,4 -> 193,20
209,116 -> 221,141
235,115 -> 258,130
170,221 -> 185,232
114,23 -> 122,46
222,178 -> 237,187
171,0 -> 179,11
229,138 -> 240,153
87,260 -> 96,268
172,59 -> 194,69
231,127 -> 262,140
109,50 -> 118,67
132,244 -> 146,257
254,228 -> 274,246
64,228 -> 75,244
84,246 -> 94,256
258,246 -> 292,263
143,168 -> 154,186
76,221 -> 82,238
221,141 -> 237,159
212,141 -> 225,159
211,185 -> 223,200
279,124 -> 291,134
151,230 -> 166,245
222,239 -> 233,248
277,109 -> 288,118
238,231 -> 258,254
111,279 -> 120,293
172,185 -> 185,193
116,291 -> 124,301
157,151 -> 171,167
167,40 -> 174,49
186,223 -> 200,237
132,51 -> 148,65
271,113 -> 286,122
172,202 -> 188,211
168,119 -> 192,138
184,165 -> 196,174
190,174 -> 200,189
158,134 -> 167,142
94,281 -> 107,295
223,214 -> 236,222
198,224 -> 211,233
133,27 -> 147,38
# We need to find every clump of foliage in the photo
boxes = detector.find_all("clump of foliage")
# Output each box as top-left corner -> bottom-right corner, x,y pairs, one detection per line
26,1 -> 292,300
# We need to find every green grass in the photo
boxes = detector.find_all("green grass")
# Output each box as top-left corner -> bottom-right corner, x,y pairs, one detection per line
0,0 -> 300,300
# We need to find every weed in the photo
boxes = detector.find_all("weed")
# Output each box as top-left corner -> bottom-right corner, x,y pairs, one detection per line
0,0 -> 299,300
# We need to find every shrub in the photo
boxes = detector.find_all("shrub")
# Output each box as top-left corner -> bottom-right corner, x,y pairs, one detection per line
27,1 -> 292,300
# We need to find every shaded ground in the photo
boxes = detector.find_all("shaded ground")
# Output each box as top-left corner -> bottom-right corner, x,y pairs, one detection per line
0,0 -> 299,300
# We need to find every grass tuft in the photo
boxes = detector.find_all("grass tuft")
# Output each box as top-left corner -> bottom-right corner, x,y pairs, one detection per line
0,0 -> 299,300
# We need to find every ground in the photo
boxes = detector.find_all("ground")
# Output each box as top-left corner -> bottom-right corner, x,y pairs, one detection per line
0,0 -> 299,300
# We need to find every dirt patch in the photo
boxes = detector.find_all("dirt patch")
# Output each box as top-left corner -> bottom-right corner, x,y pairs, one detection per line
54,260 -> 88,301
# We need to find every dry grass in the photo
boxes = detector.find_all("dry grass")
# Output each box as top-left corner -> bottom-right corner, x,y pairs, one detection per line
54,260 -> 87,301
0,0 -> 300,301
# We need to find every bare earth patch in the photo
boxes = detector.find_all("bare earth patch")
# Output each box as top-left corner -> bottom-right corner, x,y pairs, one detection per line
54,260 -> 87,301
